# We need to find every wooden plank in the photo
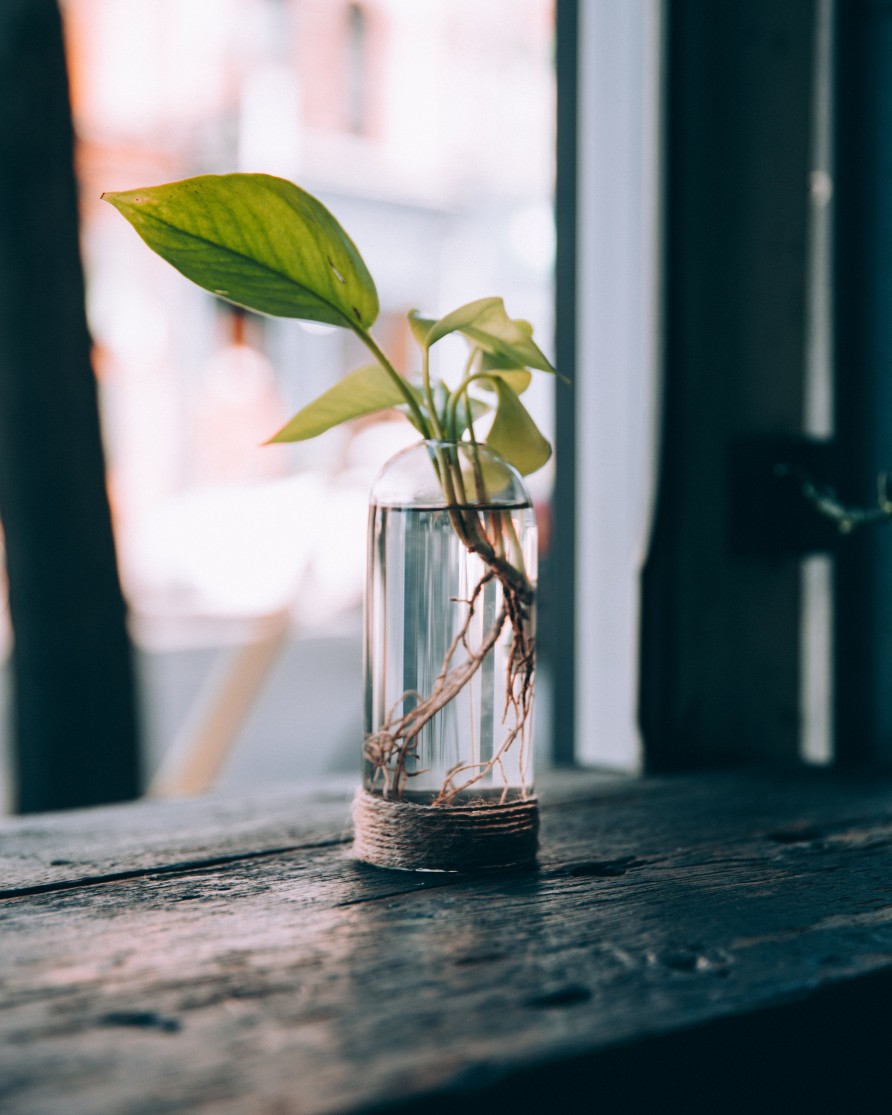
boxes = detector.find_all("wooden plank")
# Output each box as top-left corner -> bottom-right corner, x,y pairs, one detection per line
0,777 -> 360,893
1,771 -> 892,1112
0,772 -> 624,893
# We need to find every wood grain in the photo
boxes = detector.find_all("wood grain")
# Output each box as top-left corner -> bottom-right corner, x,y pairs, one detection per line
2,770 -> 892,1113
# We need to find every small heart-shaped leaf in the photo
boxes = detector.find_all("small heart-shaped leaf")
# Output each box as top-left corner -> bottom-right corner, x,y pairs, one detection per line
475,362 -> 533,397
453,397 -> 492,439
407,309 -> 437,346
267,364 -> 416,442
426,297 -> 554,373
484,378 -> 552,476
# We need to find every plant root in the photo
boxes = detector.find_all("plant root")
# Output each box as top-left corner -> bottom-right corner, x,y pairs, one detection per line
363,543 -> 535,805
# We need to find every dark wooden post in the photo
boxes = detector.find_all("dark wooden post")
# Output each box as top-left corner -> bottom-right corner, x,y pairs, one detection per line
640,0 -> 816,769
549,0 -> 579,766
832,1 -> 892,768
0,0 -> 141,810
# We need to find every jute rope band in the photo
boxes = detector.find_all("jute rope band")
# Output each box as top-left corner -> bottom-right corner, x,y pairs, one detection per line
351,788 -> 539,872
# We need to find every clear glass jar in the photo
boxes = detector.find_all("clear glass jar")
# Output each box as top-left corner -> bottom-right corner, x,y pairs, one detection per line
363,440 -> 537,806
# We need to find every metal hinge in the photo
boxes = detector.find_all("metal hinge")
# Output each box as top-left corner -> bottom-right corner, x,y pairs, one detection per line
729,435 -> 892,559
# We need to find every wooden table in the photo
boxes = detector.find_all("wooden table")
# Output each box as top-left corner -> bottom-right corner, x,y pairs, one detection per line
2,769 -> 892,1113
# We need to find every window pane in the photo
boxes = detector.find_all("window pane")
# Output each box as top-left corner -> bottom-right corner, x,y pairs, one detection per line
44,0 -> 556,796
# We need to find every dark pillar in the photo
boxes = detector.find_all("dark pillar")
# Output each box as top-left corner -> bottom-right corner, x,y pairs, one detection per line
832,0 -> 892,767
550,0 -> 579,766
0,0 -> 141,810
640,0 -> 816,769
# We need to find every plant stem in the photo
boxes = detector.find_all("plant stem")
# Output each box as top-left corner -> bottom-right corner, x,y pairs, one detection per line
421,346 -> 446,440
364,555 -> 535,804
464,393 -> 489,505
351,323 -> 431,435
444,370 -> 489,440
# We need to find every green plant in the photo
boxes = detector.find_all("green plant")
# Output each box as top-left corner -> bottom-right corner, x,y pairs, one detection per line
103,173 -> 556,803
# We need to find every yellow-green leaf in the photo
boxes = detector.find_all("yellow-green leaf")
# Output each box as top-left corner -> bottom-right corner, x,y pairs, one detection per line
266,364 -> 416,442
476,362 -> 533,397
103,174 -> 378,328
407,309 -> 436,346
453,397 -> 492,439
484,378 -> 552,476
426,297 -> 554,372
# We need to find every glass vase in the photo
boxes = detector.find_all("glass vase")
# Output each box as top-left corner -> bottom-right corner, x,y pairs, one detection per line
353,439 -> 538,871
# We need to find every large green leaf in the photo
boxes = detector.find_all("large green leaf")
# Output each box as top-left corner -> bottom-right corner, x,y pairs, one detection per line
266,364 -> 416,442
484,378 -> 552,476
425,297 -> 554,372
103,174 -> 379,328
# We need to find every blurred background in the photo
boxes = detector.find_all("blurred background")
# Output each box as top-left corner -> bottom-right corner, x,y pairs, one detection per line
6,1 -> 839,813
0,0 -> 557,808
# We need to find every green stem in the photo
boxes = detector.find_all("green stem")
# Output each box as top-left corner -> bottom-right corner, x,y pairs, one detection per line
445,383 -> 471,440
351,323 -> 431,436
354,334 -> 527,601
444,350 -> 481,438
422,346 -> 446,440
465,393 -> 489,506
501,507 -> 526,577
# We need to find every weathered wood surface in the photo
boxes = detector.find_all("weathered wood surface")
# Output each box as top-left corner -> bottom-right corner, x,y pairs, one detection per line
2,769 -> 892,1113
0,780 -> 358,895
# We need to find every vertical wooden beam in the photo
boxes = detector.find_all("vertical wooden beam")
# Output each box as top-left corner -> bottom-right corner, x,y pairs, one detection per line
550,0 -> 579,766
640,0 -> 816,769
833,1 -> 892,768
0,0 -> 141,810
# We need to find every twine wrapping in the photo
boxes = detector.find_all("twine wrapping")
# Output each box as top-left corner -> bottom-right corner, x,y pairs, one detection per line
351,788 -> 539,872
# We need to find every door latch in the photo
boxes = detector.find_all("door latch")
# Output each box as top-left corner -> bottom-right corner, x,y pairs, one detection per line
728,435 -> 892,558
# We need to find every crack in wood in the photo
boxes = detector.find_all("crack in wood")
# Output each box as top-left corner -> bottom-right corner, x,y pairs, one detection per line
99,1010 -> 182,1034
765,814 -> 892,846
552,856 -> 650,878
524,984 -> 593,1009
332,879 -> 462,908
0,836 -> 350,901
